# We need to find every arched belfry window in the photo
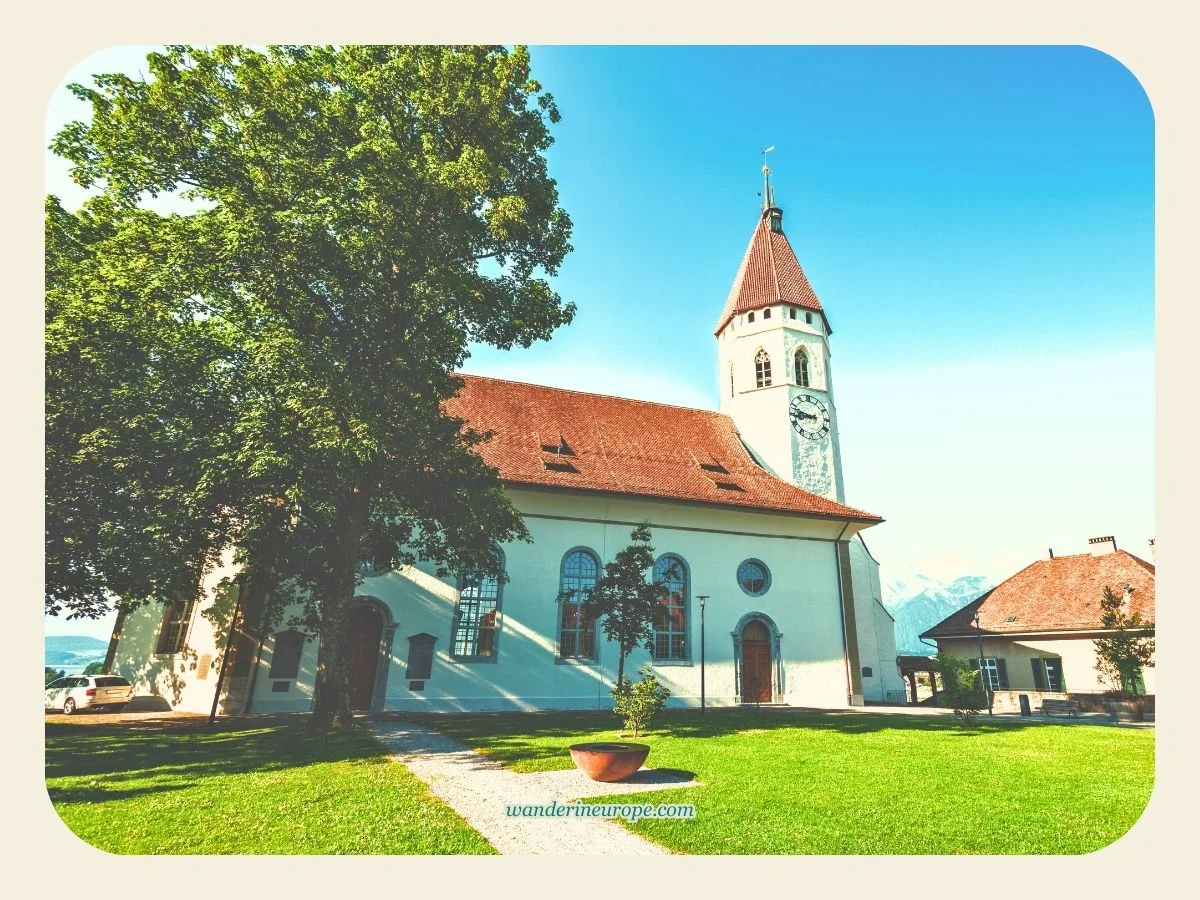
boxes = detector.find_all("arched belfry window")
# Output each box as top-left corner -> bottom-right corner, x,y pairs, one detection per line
652,555 -> 689,661
728,364 -> 735,398
754,348 -> 772,388
794,347 -> 810,388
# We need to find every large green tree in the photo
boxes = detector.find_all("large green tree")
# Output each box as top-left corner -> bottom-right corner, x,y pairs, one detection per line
47,45 -> 574,728
46,195 -> 250,622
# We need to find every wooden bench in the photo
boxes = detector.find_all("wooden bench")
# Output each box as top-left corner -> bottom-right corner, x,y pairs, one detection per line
1040,698 -> 1081,718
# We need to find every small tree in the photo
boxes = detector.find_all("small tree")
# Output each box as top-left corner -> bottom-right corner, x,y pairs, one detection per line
934,652 -> 985,728
45,668 -> 66,686
1094,585 -> 1155,697
612,665 -> 672,737
564,524 -> 671,686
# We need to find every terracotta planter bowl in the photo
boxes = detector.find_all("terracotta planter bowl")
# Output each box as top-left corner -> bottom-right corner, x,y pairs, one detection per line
569,742 -> 651,782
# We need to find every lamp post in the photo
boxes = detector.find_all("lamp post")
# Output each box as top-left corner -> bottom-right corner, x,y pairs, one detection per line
974,610 -> 993,716
697,595 -> 709,713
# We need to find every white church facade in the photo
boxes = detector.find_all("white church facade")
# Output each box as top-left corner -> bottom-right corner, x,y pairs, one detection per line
105,172 -> 906,714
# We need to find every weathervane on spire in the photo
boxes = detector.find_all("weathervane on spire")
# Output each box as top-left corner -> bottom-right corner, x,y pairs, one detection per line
759,145 -> 784,232
760,145 -> 776,212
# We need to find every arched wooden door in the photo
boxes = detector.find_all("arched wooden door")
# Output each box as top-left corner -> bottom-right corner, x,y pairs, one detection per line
347,604 -> 383,710
741,619 -> 772,703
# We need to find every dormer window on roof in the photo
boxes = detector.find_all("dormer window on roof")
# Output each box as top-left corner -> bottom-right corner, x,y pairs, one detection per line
539,435 -> 574,456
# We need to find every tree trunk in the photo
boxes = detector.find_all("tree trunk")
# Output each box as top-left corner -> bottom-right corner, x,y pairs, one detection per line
617,647 -> 626,687
307,487 -> 369,731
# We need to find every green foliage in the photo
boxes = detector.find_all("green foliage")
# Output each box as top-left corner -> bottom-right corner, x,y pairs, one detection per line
46,45 -> 574,727
45,668 -> 66,686
611,665 -> 673,737
1094,585 -> 1155,698
934,652 -> 986,727
562,524 -> 670,684
82,662 -> 105,676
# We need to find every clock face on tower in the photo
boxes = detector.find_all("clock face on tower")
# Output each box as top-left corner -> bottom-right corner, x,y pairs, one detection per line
789,394 -> 830,440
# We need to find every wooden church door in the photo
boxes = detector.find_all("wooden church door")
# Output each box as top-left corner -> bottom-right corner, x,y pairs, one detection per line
741,620 -> 772,703
347,604 -> 383,710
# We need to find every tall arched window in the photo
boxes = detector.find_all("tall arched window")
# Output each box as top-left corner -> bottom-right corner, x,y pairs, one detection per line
728,363 -> 734,398
754,348 -> 772,388
559,549 -> 599,659
451,551 -> 505,660
794,347 -> 810,387
652,555 -> 689,661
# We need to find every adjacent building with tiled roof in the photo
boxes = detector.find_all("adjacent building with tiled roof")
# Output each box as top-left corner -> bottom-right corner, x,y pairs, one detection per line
108,167 -> 906,715
921,538 -> 1156,711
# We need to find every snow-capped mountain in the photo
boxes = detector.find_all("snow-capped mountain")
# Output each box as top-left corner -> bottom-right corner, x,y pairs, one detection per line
883,573 -> 993,656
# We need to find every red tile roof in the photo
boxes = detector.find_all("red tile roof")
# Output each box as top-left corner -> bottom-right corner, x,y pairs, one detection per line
445,374 -> 881,523
714,211 -> 830,335
921,550 -> 1155,639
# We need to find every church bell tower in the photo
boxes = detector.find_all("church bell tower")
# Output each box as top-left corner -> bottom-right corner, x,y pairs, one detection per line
715,164 -> 846,503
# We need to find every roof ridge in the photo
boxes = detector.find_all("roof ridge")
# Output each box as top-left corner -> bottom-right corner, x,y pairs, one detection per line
1118,549 -> 1156,572
456,372 -> 724,416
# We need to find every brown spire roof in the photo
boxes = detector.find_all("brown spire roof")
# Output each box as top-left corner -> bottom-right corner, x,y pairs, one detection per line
714,210 -> 830,336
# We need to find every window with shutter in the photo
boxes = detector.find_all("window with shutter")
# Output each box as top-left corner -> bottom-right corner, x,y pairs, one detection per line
977,658 -> 1000,690
1031,658 -> 1047,690
268,630 -> 305,679
996,658 -> 1009,689
405,633 -> 437,680
155,598 -> 196,655
1043,658 -> 1063,692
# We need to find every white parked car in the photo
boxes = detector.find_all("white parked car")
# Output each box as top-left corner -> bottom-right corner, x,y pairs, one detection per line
45,675 -> 134,714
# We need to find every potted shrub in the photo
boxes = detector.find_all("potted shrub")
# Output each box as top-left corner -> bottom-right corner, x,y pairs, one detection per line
570,666 -> 671,782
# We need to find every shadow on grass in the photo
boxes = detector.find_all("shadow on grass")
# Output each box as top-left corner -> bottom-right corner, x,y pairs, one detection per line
47,783 -> 193,804
46,718 -> 383,804
392,707 -> 1058,767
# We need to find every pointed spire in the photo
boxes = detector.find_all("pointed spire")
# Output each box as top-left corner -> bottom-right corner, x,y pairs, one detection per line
714,160 -> 829,336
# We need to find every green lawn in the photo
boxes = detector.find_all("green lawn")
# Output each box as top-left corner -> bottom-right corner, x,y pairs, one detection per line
45,719 -> 494,854
425,709 -> 1155,854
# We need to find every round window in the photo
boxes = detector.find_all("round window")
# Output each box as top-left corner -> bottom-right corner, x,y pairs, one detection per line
737,559 -> 771,596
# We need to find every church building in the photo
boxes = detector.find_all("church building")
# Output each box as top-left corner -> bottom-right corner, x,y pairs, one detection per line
105,168 -> 906,714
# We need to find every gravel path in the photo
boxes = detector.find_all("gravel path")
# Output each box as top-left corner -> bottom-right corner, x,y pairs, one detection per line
374,721 -> 700,855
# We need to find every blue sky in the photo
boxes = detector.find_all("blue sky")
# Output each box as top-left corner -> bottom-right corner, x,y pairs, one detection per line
45,45 -> 1154,638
